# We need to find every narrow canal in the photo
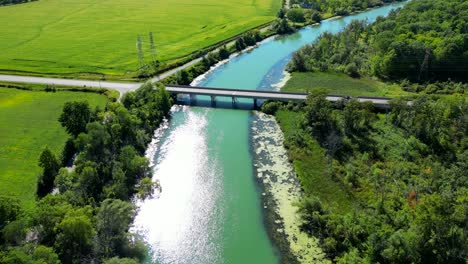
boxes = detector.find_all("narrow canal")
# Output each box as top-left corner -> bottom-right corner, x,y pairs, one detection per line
132,2 -> 407,263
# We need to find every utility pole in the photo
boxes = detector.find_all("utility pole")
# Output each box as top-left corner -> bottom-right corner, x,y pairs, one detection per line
137,35 -> 145,73
149,32 -> 157,62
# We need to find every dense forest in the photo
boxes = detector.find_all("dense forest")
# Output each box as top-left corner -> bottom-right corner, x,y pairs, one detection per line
0,83 -> 172,263
0,0 -> 36,7
266,91 -> 467,263
288,0 -> 468,84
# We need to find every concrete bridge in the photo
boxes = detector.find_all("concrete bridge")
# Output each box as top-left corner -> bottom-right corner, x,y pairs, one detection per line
165,85 -> 392,109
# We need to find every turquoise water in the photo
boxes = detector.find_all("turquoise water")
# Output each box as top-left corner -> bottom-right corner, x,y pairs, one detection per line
132,2 -> 407,263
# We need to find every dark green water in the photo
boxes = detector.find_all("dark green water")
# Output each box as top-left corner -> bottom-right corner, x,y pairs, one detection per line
132,2 -> 407,263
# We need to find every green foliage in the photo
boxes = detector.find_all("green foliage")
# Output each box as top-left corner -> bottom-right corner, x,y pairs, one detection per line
275,93 -> 467,262
288,0 -> 468,83
218,46 -> 230,60
310,10 -> 322,23
287,8 -> 306,23
136,177 -> 157,200
277,8 -> 286,19
290,0 -> 404,17
272,18 -> 295,34
59,101 -> 92,137
2,219 -> 27,246
32,246 -> 60,264
54,214 -> 95,264
0,196 -> 20,232
95,199 -> 135,259
234,31 -> 262,51
36,147 -> 60,197
261,101 -> 283,115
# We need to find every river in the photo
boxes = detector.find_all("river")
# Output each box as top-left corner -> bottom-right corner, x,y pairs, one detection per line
132,2 -> 407,263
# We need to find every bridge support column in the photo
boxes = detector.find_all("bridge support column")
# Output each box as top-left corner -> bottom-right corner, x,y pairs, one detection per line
232,97 -> 236,107
189,94 -> 195,105
253,98 -> 258,109
211,96 -> 216,106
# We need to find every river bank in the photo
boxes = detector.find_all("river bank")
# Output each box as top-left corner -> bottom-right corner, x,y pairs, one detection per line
252,112 -> 330,264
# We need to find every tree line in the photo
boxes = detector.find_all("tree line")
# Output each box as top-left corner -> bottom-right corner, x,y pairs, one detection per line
288,0 -> 468,86
290,0 -> 405,16
0,83 -> 172,263
0,0 -> 36,7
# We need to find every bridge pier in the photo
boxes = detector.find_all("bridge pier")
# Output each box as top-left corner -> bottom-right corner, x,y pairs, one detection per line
253,98 -> 258,109
232,97 -> 237,107
189,94 -> 196,105
211,95 -> 216,106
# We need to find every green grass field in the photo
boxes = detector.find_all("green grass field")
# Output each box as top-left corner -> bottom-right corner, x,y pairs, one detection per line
0,0 -> 280,78
275,110 -> 356,213
0,88 -> 107,209
283,72 -> 409,97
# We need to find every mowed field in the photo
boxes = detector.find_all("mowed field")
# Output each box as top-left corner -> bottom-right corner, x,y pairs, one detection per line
283,72 -> 409,97
0,88 -> 107,208
0,0 -> 280,77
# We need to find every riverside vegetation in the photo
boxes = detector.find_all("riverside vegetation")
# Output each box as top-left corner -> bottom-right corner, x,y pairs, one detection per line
0,83 -> 172,263
265,0 -> 467,262
267,92 -> 467,263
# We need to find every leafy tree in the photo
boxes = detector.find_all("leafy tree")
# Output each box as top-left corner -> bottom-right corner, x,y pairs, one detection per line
33,245 -> 60,264
287,8 -> 306,23
37,147 -> 60,197
218,45 -> 230,60
0,248 -> 34,264
59,101 -> 91,137
310,10 -> 322,23
0,196 -> 20,231
303,90 -> 335,141
95,199 -> 135,258
272,18 -> 295,34
54,214 -> 95,264
277,8 -> 286,19
32,194 -> 73,245
2,219 -> 27,246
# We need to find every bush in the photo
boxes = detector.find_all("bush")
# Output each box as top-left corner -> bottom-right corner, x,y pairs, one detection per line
261,101 -> 282,115
345,62 -> 360,78
287,9 -> 306,23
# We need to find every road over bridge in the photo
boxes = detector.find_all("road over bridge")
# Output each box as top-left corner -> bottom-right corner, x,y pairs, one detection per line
165,85 -> 392,109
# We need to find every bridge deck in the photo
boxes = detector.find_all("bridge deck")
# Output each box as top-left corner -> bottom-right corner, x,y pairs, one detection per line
165,85 -> 392,108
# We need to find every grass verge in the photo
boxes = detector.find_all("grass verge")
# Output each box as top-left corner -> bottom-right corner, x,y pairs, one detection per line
283,72 -> 409,97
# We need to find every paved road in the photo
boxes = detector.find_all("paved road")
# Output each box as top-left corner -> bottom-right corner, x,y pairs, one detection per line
0,74 -> 140,95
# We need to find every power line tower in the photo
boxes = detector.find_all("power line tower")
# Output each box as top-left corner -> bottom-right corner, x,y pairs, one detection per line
149,32 -> 157,62
136,35 -> 145,72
